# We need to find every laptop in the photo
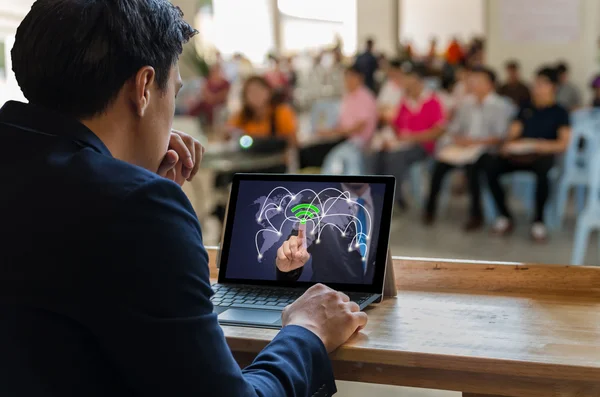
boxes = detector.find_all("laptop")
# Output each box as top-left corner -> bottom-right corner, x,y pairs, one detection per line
213,173 -> 396,328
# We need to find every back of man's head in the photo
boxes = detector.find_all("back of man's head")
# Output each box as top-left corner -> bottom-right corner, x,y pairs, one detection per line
12,0 -> 197,120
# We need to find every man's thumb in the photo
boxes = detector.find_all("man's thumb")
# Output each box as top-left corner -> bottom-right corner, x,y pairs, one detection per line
157,150 -> 179,177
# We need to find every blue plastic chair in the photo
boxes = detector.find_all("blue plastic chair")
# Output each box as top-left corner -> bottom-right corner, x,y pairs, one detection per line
507,168 -> 560,225
571,151 -> 600,265
310,99 -> 340,131
466,167 -> 560,226
555,112 -> 600,227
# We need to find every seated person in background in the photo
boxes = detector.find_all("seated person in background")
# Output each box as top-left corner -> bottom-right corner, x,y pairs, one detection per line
483,67 -> 571,242
556,62 -> 582,111
227,75 -> 298,149
424,66 -> 512,231
265,54 -> 291,101
187,63 -> 230,126
377,58 -> 404,123
0,1 -> 365,396
319,65 -> 378,175
498,60 -> 531,108
370,60 -> 446,209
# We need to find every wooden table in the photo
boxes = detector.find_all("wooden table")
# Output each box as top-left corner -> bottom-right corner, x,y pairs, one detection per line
206,248 -> 600,397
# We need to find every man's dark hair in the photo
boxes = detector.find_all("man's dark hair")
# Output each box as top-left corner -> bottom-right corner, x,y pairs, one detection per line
556,62 -> 569,75
470,65 -> 497,85
537,66 -> 560,85
505,60 -> 520,70
12,0 -> 197,119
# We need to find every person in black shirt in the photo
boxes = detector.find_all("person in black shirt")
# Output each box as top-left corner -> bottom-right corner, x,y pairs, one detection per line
483,67 -> 571,242
355,38 -> 379,93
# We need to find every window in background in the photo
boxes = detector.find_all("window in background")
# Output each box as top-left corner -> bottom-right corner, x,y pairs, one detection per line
0,39 -> 5,80
199,0 -> 274,64
278,0 -> 357,55
400,0 -> 485,53
0,36 -> 26,106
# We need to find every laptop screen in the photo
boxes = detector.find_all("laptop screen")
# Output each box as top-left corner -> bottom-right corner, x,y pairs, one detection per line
218,174 -> 395,293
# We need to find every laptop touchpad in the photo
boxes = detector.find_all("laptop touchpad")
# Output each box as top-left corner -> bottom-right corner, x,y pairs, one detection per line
218,309 -> 281,325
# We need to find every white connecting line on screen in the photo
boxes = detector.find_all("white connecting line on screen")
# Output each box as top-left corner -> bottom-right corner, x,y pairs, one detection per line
255,187 -> 372,262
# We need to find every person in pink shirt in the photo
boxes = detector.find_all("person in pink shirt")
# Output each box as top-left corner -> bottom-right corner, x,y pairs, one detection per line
320,65 -> 378,174
370,60 -> 446,208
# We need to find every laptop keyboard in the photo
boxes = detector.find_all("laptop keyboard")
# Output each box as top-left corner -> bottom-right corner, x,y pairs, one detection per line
211,284 -> 373,310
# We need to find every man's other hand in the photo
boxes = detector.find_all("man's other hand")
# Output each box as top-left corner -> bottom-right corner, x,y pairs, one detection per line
158,130 -> 204,186
276,236 -> 310,273
454,136 -> 475,147
282,284 -> 368,352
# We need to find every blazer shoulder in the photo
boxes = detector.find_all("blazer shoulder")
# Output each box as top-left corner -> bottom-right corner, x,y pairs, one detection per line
73,149 -> 170,200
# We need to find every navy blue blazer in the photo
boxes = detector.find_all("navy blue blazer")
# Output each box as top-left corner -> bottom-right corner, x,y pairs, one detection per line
0,101 -> 336,397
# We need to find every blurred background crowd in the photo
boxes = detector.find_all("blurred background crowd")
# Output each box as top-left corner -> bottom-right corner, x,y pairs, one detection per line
3,0 -> 600,268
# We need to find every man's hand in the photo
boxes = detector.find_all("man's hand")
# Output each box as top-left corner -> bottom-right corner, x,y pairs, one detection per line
276,236 -> 310,273
454,136 -> 475,147
158,130 -> 204,186
282,284 -> 368,352
500,138 -> 540,156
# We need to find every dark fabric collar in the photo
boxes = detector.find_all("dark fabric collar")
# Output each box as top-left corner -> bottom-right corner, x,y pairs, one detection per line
0,101 -> 112,157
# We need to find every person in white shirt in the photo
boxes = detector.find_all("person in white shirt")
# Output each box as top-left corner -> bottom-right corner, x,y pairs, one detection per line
377,59 -> 404,114
424,66 -> 512,231
372,59 -> 405,151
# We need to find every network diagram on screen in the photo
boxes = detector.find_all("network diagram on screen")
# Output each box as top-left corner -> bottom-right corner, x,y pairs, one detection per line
253,186 -> 372,262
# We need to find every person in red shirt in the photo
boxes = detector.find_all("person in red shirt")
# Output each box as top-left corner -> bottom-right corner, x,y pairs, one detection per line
445,37 -> 465,66
370,60 -> 446,209
187,63 -> 230,125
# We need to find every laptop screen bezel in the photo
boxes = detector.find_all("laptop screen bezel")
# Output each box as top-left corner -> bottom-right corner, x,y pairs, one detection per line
217,173 -> 396,294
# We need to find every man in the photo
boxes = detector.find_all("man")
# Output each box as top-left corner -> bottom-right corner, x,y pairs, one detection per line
498,60 -> 531,107
0,1 -> 366,396
370,60 -> 446,209
320,65 -> 378,175
354,38 -> 379,93
483,67 -> 571,242
424,66 -> 512,231
276,183 -> 383,284
556,62 -> 582,111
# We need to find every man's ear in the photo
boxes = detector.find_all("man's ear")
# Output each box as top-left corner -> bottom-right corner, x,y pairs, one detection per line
132,66 -> 156,117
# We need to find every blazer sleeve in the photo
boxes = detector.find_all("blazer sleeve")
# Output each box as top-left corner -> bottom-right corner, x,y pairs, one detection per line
86,178 -> 336,397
